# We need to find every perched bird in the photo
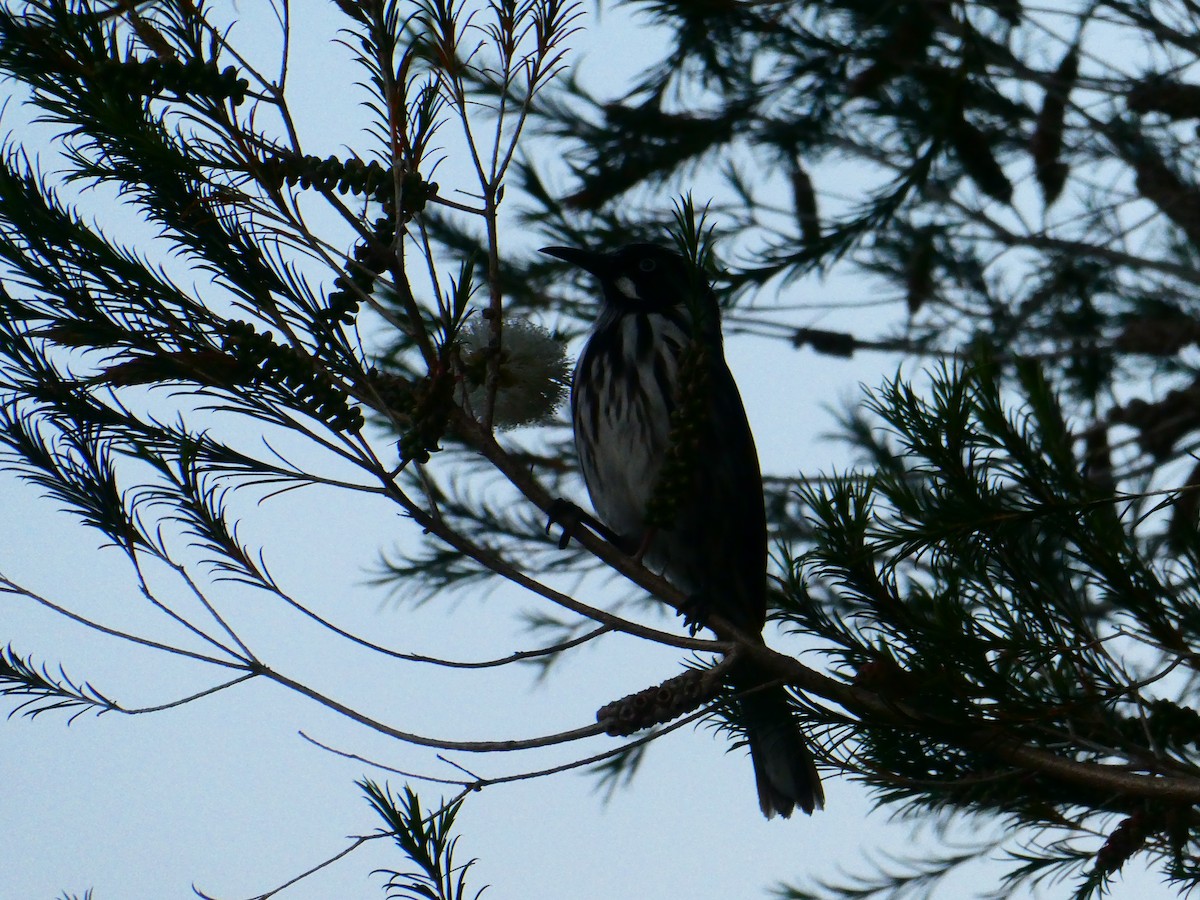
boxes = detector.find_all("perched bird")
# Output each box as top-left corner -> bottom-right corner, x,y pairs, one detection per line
541,242 -> 824,818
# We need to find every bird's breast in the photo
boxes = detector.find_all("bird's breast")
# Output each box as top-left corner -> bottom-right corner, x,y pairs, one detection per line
572,312 -> 691,535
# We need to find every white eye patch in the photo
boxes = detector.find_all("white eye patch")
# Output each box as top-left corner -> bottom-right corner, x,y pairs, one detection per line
615,276 -> 640,300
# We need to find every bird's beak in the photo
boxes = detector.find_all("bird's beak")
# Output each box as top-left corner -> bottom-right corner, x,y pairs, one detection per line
539,245 -> 607,277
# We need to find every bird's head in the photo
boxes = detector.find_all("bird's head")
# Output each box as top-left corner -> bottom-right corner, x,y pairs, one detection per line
540,242 -> 715,318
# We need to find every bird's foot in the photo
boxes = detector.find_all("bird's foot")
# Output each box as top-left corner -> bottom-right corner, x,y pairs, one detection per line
546,498 -> 588,549
677,592 -> 712,636
546,498 -> 633,551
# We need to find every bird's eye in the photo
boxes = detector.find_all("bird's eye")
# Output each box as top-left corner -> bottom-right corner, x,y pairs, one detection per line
637,258 -> 657,273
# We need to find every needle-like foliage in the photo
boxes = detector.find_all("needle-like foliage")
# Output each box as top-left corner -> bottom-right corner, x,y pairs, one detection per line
362,781 -> 486,900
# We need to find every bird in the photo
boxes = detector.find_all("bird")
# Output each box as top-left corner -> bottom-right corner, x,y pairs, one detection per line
541,241 -> 824,818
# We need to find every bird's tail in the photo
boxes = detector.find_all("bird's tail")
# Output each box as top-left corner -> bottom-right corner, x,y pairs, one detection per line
732,667 -> 824,818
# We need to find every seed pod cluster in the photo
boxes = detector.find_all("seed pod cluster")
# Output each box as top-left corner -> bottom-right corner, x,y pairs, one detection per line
396,366 -> 456,464
950,114 -> 1013,203
365,368 -> 417,418
1093,812 -> 1149,877
1115,316 -> 1200,356
1030,46 -> 1078,205
262,153 -> 391,196
321,215 -> 398,339
1136,698 -> 1200,750
1127,76 -> 1200,120
366,366 -> 462,461
791,327 -> 856,357
906,227 -> 937,314
96,57 -> 248,105
1081,425 -> 1113,491
596,668 -> 721,736
1111,380 -> 1200,460
1127,145 -> 1200,249
260,153 -> 437,219
221,320 -> 364,433
790,162 -> 821,247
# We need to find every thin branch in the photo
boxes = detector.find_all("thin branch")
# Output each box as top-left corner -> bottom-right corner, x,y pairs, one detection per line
261,662 -> 608,752
0,575 -> 249,670
402,623 -> 612,668
119,672 -> 258,714
194,832 -> 390,900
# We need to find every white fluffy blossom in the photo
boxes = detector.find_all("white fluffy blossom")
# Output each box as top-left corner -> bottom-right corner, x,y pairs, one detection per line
457,315 -> 569,429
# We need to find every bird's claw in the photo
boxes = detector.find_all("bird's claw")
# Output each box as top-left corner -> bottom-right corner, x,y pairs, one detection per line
546,497 -> 640,554
546,497 -> 584,550
677,592 -> 711,636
